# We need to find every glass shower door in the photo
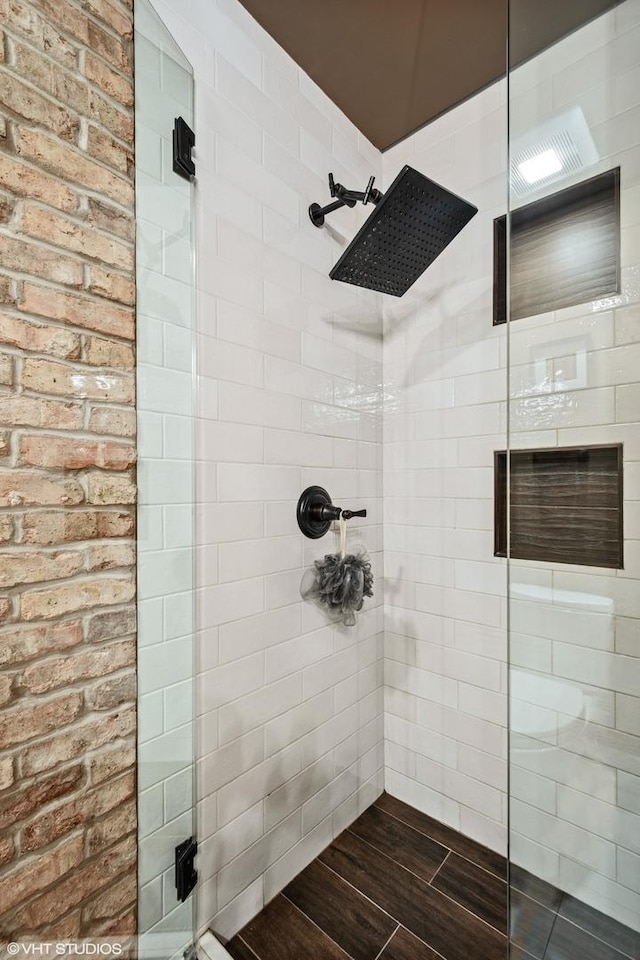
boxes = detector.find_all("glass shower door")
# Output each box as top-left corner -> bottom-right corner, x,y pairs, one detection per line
135,2 -> 197,956
507,1 -> 640,957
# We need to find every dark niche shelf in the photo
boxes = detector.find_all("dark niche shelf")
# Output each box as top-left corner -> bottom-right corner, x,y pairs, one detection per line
495,445 -> 623,569
494,167 -> 621,325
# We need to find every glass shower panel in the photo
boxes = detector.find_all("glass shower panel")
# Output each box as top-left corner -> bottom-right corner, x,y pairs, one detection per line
507,1 -> 640,957
135,2 -> 197,956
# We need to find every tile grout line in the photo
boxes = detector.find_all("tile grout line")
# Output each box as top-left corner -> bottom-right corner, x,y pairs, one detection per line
280,893 -> 357,960
372,923 -> 400,960
345,828 -> 507,939
551,909 -> 635,960
427,849 -> 451,886
316,858 -> 407,931
374,800 -> 507,881
235,935 -> 262,960
318,853 -> 454,960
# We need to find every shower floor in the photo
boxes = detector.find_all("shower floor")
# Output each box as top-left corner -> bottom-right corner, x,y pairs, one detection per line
222,793 -> 638,960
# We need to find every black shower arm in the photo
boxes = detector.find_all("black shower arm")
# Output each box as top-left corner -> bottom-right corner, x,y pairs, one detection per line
309,174 -> 383,227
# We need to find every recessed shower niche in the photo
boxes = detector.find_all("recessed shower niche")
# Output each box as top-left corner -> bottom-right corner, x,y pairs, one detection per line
493,167 -> 621,325
495,445 -> 623,568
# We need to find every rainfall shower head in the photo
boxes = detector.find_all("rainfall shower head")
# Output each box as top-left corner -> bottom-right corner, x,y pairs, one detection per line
310,166 -> 478,297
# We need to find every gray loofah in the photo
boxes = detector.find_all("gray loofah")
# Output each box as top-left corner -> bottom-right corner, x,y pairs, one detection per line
302,548 -> 374,626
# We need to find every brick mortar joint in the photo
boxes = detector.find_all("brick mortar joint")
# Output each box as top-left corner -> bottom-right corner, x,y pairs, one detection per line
3,20 -> 135,88
0,0 -> 137,934
0,59 -> 135,143
11,0 -> 134,66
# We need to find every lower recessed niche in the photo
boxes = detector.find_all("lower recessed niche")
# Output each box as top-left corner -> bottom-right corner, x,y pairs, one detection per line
495,445 -> 623,568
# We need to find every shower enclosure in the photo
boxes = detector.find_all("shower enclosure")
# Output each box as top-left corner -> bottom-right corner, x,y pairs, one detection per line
132,0 -> 640,957
507,2 -> 640,956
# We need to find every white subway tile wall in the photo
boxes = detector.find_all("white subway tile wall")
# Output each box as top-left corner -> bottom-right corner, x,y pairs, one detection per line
382,3 -> 640,935
506,1 -> 640,932
151,0 -> 384,940
381,81 -> 509,853
135,1 -> 197,954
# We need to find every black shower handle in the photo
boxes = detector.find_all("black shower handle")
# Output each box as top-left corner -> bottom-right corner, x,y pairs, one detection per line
297,486 -> 367,539
316,505 -> 367,521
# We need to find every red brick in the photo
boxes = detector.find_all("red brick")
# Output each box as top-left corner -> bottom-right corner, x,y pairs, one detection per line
0,312 -> 81,358
0,70 -> 78,140
87,18 -> 130,71
0,834 -> 15,866
0,548 -> 83,587
12,835 -> 135,929
88,405 -> 136,437
22,356 -> 135,401
21,705 -> 135,776
0,514 -> 13,542
84,0 -> 131,35
0,691 -> 83,748
0,834 -> 83,915
14,126 -> 134,208
28,0 -> 90,44
54,68 -> 90,116
10,36 -> 56,95
18,434 -> 136,471
87,196 -> 135,242
88,671 -> 135,710
84,335 -> 134,369
87,473 -> 136,504
87,798 -> 136,856
85,542 -> 135,571
90,88 -> 134,142
0,754 -> 15,789
0,395 -> 83,430
0,233 -> 83,287
20,575 -> 135,621
20,205 -> 134,271
21,771 -> 134,851
22,509 -> 134,545
0,764 -> 84,829
86,607 -> 135,643
0,150 -> 78,212
0,351 -> 14,384
0,595 -> 12,621
0,619 -> 83,666
89,741 -> 135,785
20,281 -> 134,338
22,637 -> 134,694
86,124 -> 133,176
0,354 -> 13,386
0,471 -> 84,506
40,910 -> 82,939
0,671 -> 15,705
0,0 -> 78,68
86,265 -> 135,306
85,50 -> 133,106
82,869 -> 136,923
0,274 -> 14,302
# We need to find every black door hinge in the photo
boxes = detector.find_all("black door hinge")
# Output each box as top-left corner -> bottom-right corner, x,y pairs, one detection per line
173,117 -> 195,181
175,837 -> 198,902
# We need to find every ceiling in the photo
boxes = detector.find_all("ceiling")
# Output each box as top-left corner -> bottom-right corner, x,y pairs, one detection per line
237,0 -> 623,150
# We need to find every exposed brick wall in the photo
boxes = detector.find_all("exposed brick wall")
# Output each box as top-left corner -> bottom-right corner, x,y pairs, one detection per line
0,0 -> 136,941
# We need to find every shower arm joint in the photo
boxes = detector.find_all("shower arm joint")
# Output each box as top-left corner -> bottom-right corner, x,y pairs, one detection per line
309,173 -> 383,227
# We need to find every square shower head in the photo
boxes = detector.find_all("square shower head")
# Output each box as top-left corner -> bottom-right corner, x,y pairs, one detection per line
329,165 -> 478,297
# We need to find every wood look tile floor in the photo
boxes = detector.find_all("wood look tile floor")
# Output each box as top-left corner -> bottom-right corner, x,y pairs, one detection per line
223,793 -> 640,960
